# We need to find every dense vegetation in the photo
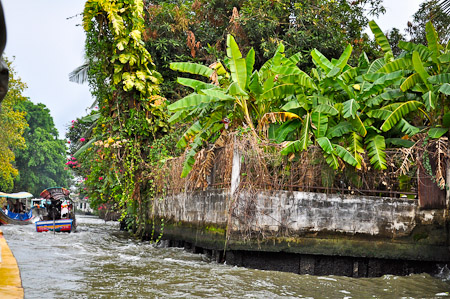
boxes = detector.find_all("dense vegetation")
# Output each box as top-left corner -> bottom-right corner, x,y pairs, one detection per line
13,101 -> 70,196
67,0 -> 450,236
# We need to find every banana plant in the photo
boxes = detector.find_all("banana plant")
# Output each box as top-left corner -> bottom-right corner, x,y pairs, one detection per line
168,35 -> 308,177
368,21 -> 449,139
265,42 -> 396,170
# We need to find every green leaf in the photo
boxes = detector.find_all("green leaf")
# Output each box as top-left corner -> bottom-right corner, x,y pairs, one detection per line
317,137 -> 334,154
168,94 -> 213,112
380,101 -> 424,132
280,140 -> 301,155
369,20 -> 392,53
398,41 -> 431,61
349,115 -> 367,137
168,111 -> 185,124
367,58 -> 385,73
73,138 -> 96,159
248,71 -> 263,95
313,104 -> 339,116
428,127 -> 448,138
334,44 -> 353,70
311,49 -> 334,72
325,153 -> 340,170
428,73 -> 450,84
327,121 -> 353,139
365,134 -> 387,170
80,113 -> 100,123
342,99 -> 360,118
376,58 -> 412,73
386,138 -> 415,148
395,119 -> 420,136
180,148 -> 197,178
274,120 -> 301,143
261,84 -> 295,100
201,89 -> 235,101
334,144 -> 358,167
366,89 -> 403,107
299,113 -> 311,151
340,67 -> 358,83
422,91 -> 437,111
348,132 -> 364,169
170,62 -> 213,78
245,47 -> 255,84
272,65 -> 303,75
438,53 -> 450,63
311,112 -> 328,138
227,82 -> 248,96
400,73 -> 422,92
412,51 -> 431,90
227,35 -> 247,89
425,21 -> 440,65
439,83 -> 450,95
176,121 -> 202,149
177,77 -> 215,92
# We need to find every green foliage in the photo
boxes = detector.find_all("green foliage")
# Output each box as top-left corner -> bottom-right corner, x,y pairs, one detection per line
82,0 -> 171,236
0,59 -> 27,192
13,101 -> 71,196
142,0 -> 384,104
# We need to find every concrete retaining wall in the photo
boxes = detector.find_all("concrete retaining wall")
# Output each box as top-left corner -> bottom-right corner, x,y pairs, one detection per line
154,188 -> 449,266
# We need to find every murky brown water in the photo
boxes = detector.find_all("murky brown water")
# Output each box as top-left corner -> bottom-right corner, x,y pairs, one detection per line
2,215 -> 450,298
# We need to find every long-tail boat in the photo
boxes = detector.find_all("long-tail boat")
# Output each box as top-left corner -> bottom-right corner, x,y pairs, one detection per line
0,191 -> 36,225
35,187 -> 76,233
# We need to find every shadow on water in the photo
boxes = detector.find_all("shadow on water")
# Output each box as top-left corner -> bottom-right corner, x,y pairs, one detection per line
2,215 -> 450,298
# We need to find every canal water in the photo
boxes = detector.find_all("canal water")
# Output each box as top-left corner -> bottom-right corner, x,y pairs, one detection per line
2,215 -> 450,298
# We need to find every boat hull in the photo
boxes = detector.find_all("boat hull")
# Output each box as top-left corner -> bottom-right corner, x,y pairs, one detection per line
35,219 -> 73,232
0,209 -> 34,225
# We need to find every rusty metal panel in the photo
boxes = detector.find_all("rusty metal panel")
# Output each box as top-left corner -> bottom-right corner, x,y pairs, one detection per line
417,163 -> 446,209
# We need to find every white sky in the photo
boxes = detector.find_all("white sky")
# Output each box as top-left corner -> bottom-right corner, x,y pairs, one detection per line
3,0 -> 92,139
2,0 -> 425,139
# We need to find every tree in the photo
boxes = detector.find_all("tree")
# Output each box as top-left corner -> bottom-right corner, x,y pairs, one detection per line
142,0 -> 385,103
407,0 -> 450,45
0,59 -> 27,192
13,101 -> 71,196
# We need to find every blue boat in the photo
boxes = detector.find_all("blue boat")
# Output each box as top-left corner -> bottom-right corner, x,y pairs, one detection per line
0,191 -> 37,225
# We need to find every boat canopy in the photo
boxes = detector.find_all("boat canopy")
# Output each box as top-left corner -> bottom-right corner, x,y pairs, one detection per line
0,191 -> 33,199
40,187 -> 70,201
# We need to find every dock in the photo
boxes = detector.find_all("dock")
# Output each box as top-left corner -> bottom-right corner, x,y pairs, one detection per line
0,229 -> 24,298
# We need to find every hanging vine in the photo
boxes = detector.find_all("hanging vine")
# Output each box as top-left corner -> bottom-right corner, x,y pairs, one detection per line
82,0 -> 170,236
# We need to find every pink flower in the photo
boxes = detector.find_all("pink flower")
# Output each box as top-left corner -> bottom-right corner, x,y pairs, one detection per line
68,141 -> 71,144
71,126 -> 74,128
80,138 -> 86,142
84,196 -> 88,199
99,176 -> 103,180
71,120 -> 74,123
84,177 -> 87,181
71,157 -> 76,160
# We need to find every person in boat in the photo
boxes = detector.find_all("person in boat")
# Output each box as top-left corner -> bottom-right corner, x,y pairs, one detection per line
2,205 -> 7,214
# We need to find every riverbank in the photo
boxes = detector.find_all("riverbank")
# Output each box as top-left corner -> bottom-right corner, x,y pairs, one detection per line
0,228 -> 24,299
151,189 -> 450,277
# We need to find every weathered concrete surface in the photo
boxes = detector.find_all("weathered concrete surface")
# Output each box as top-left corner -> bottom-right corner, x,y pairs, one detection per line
0,229 -> 24,298
153,189 -> 450,267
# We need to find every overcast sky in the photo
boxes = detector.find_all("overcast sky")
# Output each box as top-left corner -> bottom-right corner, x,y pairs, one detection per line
2,0 -> 424,139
